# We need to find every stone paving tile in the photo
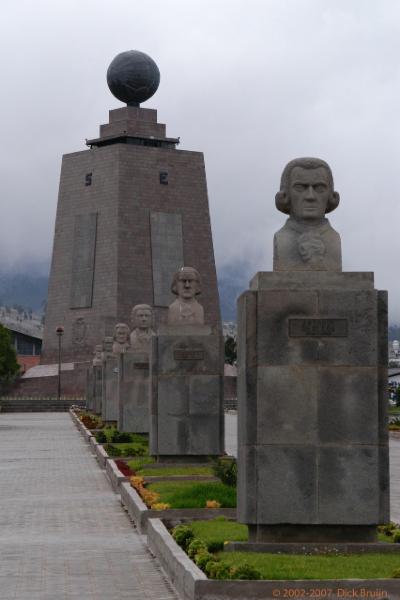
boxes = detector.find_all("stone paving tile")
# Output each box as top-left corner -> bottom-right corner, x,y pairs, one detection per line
0,414 -> 177,600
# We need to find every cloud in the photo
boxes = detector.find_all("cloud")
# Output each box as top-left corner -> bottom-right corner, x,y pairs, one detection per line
1,0 -> 400,319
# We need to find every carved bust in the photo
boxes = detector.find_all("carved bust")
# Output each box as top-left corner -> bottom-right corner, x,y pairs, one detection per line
112,323 -> 130,354
167,267 -> 204,325
92,344 -> 103,367
130,304 -> 155,354
273,157 -> 342,271
102,336 -> 114,361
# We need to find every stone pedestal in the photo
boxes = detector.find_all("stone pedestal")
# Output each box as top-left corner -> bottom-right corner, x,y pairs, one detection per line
150,325 -> 224,458
118,352 -> 150,433
86,366 -> 94,411
101,356 -> 119,422
93,365 -> 103,415
237,272 -> 389,543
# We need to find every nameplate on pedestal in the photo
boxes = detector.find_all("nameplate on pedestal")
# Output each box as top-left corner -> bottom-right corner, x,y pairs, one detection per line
289,318 -> 348,337
173,348 -> 205,361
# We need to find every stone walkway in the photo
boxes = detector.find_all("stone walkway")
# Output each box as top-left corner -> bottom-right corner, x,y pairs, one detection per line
0,413 -> 178,600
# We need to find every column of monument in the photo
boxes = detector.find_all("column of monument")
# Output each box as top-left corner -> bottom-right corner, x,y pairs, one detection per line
101,336 -> 119,423
150,267 -> 224,460
117,305 -> 154,433
237,157 -> 389,545
40,49 -> 221,400
92,345 -> 103,415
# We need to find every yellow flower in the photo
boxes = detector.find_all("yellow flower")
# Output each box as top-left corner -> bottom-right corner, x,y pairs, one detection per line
130,476 -> 144,489
205,499 -> 221,508
151,502 -> 171,510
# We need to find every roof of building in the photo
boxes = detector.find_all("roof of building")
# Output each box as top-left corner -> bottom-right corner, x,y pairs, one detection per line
0,306 -> 43,340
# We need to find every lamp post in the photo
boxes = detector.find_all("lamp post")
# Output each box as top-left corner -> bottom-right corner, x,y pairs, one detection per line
56,326 -> 64,402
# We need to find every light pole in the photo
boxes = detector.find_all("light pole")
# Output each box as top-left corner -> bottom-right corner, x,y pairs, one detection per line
56,326 -> 64,402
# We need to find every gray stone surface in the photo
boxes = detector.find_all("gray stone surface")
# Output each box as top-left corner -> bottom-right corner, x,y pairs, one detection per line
237,270 -> 389,539
70,212 -> 97,308
101,355 -> 119,422
167,267 -> 204,325
151,212 -> 184,307
93,364 -> 103,415
0,413 -> 177,600
86,365 -> 94,411
118,351 -> 150,433
150,325 -> 224,457
273,158 -> 341,271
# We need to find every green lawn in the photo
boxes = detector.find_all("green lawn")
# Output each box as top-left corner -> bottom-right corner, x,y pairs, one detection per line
147,481 -> 236,508
217,551 -> 400,580
127,455 -> 156,471
190,517 -> 248,544
139,465 -> 214,477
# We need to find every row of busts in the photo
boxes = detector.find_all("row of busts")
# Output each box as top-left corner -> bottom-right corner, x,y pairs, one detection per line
92,266 -> 204,366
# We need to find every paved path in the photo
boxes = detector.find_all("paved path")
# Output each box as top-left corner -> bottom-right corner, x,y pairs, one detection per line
0,413 -> 178,600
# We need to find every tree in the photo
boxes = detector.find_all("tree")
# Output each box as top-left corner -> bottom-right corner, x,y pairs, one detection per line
0,324 -> 19,388
224,336 -> 237,365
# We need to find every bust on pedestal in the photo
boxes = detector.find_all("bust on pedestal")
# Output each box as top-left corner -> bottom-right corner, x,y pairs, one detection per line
150,267 -> 224,460
118,305 -> 154,433
236,157 -> 389,548
92,344 -> 104,415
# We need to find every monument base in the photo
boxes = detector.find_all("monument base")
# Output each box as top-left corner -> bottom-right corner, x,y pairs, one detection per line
155,455 -> 215,464
248,524 -> 377,543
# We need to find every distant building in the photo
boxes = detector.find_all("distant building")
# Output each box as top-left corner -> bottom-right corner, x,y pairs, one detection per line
0,307 -> 43,373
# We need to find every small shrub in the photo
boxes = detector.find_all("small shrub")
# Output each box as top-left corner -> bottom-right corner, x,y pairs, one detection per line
172,525 -> 194,550
206,499 -> 221,508
393,531 -> 400,543
204,560 -> 230,579
122,446 -> 136,457
393,568 -> 400,578
111,431 -> 132,443
230,562 -> 262,580
378,522 -> 399,536
211,457 -> 237,487
195,550 -> 214,570
187,538 -> 208,559
95,431 -> 107,443
134,445 -> 147,456
104,443 -> 122,457
207,540 -> 224,553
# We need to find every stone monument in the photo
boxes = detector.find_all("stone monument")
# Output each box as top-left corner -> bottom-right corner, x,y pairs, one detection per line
101,336 -> 118,422
150,268 -> 224,459
40,50 -> 221,397
236,157 -> 389,545
118,305 -> 154,433
92,345 -> 103,415
112,323 -> 130,354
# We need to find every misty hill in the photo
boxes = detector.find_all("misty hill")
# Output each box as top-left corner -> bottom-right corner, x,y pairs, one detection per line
0,266 -> 249,322
2,267 -> 400,334
0,272 -> 48,313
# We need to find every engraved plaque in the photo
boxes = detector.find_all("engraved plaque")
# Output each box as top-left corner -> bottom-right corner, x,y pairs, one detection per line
150,212 -> 184,306
70,213 -> 97,308
174,349 -> 205,361
133,361 -> 149,370
289,318 -> 348,337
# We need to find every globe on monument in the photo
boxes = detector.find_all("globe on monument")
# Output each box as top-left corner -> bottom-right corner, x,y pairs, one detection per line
107,50 -> 160,106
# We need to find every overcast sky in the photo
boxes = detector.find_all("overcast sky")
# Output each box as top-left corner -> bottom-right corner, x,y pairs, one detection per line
2,0 -> 400,320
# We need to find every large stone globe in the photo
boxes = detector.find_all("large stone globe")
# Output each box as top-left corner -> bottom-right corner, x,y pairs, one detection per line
107,50 -> 160,106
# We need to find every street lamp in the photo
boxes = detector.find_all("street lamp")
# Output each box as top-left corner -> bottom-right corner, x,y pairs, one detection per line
56,326 -> 64,402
